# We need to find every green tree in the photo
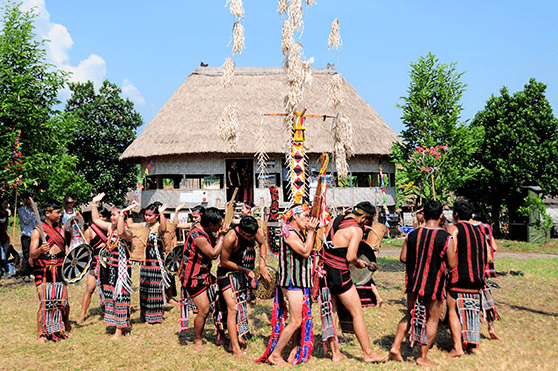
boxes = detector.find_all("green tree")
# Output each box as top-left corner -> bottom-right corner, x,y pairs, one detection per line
65,80 -> 143,204
0,2 -> 89,201
463,78 -> 558,233
391,53 -> 481,206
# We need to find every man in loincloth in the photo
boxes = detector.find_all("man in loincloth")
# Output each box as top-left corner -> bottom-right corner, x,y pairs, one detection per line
258,203 -> 319,366
216,216 -> 263,358
179,207 -> 229,350
446,199 -> 492,357
389,200 -> 456,366
321,201 -> 388,363
29,199 -> 71,342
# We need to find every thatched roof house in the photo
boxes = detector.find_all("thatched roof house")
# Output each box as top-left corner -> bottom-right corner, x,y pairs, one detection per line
121,67 -> 396,159
121,67 -> 399,210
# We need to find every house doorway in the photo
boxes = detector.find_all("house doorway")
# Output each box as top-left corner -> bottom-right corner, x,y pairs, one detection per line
226,159 -> 253,202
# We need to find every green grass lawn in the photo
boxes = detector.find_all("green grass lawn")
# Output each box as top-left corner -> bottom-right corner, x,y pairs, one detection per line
1,253 -> 557,370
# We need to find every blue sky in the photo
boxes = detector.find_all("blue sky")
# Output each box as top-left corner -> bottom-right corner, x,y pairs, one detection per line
3,0 -> 557,135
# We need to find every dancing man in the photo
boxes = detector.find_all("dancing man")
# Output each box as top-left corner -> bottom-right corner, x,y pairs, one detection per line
30,199 -> 70,342
321,201 -> 387,363
216,215 -> 262,357
179,207 -> 228,349
447,199 -> 491,356
389,200 -> 456,365
258,203 -> 319,366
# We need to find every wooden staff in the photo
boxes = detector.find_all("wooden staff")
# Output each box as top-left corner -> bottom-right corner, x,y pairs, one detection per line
223,188 -> 238,228
11,186 -> 18,244
30,198 -> 47,244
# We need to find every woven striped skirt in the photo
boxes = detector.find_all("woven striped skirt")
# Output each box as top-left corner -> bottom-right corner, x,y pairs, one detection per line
140,258 -> 165,323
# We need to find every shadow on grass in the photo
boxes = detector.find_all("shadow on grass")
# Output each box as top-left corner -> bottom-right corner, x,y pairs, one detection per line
499,301 -> 558,317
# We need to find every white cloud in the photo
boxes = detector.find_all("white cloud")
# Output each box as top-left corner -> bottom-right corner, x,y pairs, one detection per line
121,79 -> 146,107
11,0 -> 144,105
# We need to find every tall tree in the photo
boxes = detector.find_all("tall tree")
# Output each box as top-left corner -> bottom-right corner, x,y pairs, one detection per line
0,2 -> 89,200
391,53 -> 481,205
65,80 -> 143,204
463,78 -> 558,232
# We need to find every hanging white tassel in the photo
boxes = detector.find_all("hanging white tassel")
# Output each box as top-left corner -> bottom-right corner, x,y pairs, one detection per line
328,73 -> 345,110
219,104 -> 239,149
328,18 -> 342,50
232,22 -> 245,54
277,0 -> 288,14
226,0 -> 244,19
256,118 -> 270,189
288,0 -> 303,32
281,18 -> 294,56
222,57 -> 235,88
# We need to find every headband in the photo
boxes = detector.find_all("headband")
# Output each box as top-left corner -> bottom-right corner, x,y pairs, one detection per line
353,207 -> 373,218
283,203 -> 310,221
243,203 -> 253,210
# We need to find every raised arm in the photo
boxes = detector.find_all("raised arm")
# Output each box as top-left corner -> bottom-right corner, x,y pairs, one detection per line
117,202 -> 137,242
174,203 -> 186,223
91,193 -> 111,231
195,230 -> 227,260
284,217 -> 319,259
158,204 -> 168,234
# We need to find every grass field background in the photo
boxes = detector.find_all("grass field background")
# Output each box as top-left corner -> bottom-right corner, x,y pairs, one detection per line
1,246 -> 557,371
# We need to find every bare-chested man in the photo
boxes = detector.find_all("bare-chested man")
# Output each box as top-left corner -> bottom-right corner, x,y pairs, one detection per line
322,201 -> 388,363
216,216 -> 269,358
30,199 -> 71,342
179,207 -> 229,350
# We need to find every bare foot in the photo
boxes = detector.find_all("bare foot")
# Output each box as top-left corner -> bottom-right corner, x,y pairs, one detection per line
364,351 -> 389,363
65,322 -> 72,333
489,330 -> 501,340
416,357 -> 436,366
76,316 -> 86,324
193,340 -> 204,350
36,336 -> 47,344
110,331 -> 123,340
332,352 -> 348,363
234,351 -> 248,359
287,346 -> 299,363
375,299 -> 383,308
268,353 -> 289,366
447,349 -> 464,358
389,349 -> 404,362
168,298 -> 179,306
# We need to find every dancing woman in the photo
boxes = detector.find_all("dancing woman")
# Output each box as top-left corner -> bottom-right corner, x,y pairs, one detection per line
126,202 -> 169,324
77,205 -> 110,323
90,193 -> 134,339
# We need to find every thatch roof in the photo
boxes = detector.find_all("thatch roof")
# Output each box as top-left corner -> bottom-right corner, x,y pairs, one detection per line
120,67 -> 398,161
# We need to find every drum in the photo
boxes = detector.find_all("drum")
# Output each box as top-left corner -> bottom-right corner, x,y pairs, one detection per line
365,221 -> 386,252
164,244 -> 183,275
252,265 -> 278,300
348,241 -> 378,286
62,243 -> 92,284
129,225 -> 149,262
98,246 -> 107,268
